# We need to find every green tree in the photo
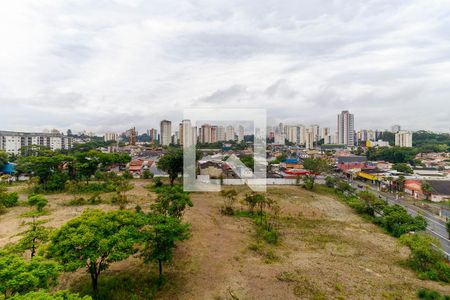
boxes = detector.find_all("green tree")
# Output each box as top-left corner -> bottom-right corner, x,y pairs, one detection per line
74,150 -> 102,184
17,153 -> 73,192
151,186 -> 193,218
0,188 -> 19,208
358,190 -> 386,216
396,175 -> 406,192
157,148 -> 183,185
400,232 -> 450,282
381,205 -> 427,237
27,194 -> 48,213
0,251 -> 60,299
421,181 -> 433,201
0,150 -> 8,170
243,192 -> 273,219
302,158 -> 331,189
392,163 -> 413,174
141,214 -> 190,280
142,169 -> 153,179
15,217 -> 51,258
335,180 -> 355,194
324,176 -> 336,188
47,209 -> 143,296
302,174 -> 315,190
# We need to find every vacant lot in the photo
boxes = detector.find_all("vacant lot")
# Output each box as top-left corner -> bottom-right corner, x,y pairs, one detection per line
1,182 -> 449,299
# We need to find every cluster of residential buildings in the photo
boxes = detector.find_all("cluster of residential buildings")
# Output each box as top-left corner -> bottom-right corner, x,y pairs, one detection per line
335,151 -> 450,202
0,130 -> 72,155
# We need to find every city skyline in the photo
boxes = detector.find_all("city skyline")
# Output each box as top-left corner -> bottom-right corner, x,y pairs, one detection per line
1,1 -> 450,133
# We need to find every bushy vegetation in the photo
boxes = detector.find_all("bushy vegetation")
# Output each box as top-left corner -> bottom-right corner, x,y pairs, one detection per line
417,288 -> 450,300
0,186 -> 19,209
302,158 -> 331,190
17,150 -> 130,193
157,148 -> 183,185
319,181 -> 447,283
392,163 -> 414,174
400,233 -> 450,282
242,192 -> 280,245
151,185 -> 193,219
366,147 -> 420,164
0,251 -> 61,299
220,189 -> 238,215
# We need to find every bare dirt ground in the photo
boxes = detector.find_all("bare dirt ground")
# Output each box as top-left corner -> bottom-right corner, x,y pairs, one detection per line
1,182 -> 450,299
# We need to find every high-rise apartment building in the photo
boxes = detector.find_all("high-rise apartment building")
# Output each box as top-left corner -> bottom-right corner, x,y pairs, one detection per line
104,132 -> 118,142
337,110 -> 355,147
211,126 -> 218,143
286,126 -> 298,144
225,125 -> 235,141
237,125 -> 245,142
0,131 -> 72,155
200,124 -> 212,143
217,126 -> 226,142
395,130 -> 413,147
147,128 -> 158,143
179,119 -> 194,147
311,124 -> 320,143
160,120 -> 172,146
305,129 -> 315,150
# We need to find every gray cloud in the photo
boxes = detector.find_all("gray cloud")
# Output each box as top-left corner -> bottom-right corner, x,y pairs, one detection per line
0,0 -> 449,134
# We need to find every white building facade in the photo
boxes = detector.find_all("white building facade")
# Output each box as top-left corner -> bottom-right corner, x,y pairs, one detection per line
0,131 -> 72,155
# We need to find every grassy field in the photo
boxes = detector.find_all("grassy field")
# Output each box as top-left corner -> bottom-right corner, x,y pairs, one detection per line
1,181 -> 450,299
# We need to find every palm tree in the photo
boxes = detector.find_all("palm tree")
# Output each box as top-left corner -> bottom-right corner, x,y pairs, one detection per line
396,175 -> 406,192
421,181 -> 433,201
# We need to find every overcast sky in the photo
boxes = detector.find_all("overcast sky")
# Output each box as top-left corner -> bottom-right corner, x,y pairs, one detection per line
1,0 -> 449,134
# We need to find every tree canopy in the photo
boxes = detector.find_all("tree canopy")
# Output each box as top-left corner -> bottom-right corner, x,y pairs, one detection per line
141,213 -> 190,279
0,150 -> 8,170
0,251 -> 60,299
47,209 -> 144,295
157,148 -> 183,185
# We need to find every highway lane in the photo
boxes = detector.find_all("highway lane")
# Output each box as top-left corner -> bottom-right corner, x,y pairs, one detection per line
316,176 -> 450,257
347,179 -> 450,259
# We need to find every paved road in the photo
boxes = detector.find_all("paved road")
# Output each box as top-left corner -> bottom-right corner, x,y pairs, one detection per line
345,178 -> 450,259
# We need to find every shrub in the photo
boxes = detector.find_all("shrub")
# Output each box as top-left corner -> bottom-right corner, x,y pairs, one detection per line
255,218 -> 278,244
381,205 -> 427,237
302,175 -> 315,190
324,176 -> 336,188
142,169 -> 153,179
153,177 -> 163,188
122,170 -> 133,179
220,189 -> 238,215
417,288 -> 450,300
400,233 -> 450,283
0,191 -> 19,208
28,194 -> 48,212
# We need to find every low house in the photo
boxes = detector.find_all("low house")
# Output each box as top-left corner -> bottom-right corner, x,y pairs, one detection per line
404,179 -> 450,202
128,159 -> 153,176
428,180 -> 450,202
404,179 -> 423,199
198,160 -> 224,179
